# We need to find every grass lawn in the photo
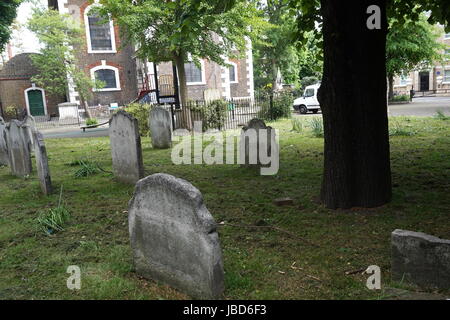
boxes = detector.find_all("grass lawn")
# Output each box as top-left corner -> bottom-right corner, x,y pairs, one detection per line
0,116 -> 449,299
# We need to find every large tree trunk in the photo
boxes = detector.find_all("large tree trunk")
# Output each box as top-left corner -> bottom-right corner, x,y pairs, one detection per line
174,54 -> 192,130
388,74 -> 394,101
318,0 -> 392,209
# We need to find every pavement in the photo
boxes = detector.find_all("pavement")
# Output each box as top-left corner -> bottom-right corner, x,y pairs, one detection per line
40,97 -> 450,139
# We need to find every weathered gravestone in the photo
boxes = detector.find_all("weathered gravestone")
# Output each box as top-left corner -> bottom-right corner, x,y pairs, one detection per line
0,117 -> 9,166
149,106 -> 172,149
128,173 -> 224,299
239,118 -> 279,175
391,229 -> 450,290
6,120 -> 32,177
21,115 -> 36,151
109,110 -> 144,184
33,131 -> 52,195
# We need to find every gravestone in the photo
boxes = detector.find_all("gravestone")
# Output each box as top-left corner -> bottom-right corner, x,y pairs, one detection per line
239,118 -> 279,175
21,115 -> 36,151
391,229 -> 450,290
0,117 -> 9,166
149,106 -> 172,149
33,131 -> 52,195
128,173 -> 224,299
109,110 -> 144,184
6,120 -> 32,177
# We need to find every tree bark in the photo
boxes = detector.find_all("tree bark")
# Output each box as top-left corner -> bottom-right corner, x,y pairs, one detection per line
388,74 -> 394,101
318,0 -> 392,209
174,54 -> 192,130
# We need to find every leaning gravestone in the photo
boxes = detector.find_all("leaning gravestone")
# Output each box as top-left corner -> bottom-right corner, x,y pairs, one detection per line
239,118 -> 278,175
391,229 -> 450,290
128,173 -> 224,299
6,120 -> 32,177
109,110 -> 144,184
33,131 -> 52,195
149,106 -> 172,149
0,117 -> 9,166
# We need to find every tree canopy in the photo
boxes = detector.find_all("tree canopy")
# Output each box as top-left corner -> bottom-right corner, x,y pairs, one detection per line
0,0 -> 22,53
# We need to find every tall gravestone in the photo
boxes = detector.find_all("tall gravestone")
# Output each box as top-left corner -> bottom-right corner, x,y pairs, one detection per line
7,120 -> 32,177
109,110 -> 144,184
239,118 -> 279,175
0,117 -> 9,166
391,229 -> 450,290
128,173 -> 224,299
21,115 -> 36,151
149,106 -> 172,149
33,131 -> 52,195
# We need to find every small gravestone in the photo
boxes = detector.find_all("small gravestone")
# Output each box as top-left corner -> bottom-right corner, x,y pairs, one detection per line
21,115 -> 36,151
149,106 -> 172,149
391,229 -> 450,290
128,173 -> 224,299
6,120 -> 32,177
0,117 -> 9,166
33,131 -> 52,195
109,110 -> 144,184
239,118 -> 279,175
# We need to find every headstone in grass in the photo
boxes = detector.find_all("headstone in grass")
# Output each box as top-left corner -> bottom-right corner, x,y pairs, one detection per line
6,120 -> 32,177
149,106 -> 172,149
33,131 -> 52,195
0,117 -> 9,166
239,118 -> 279,175
128,173 -> 224,299
391,229 -> 450,290
21,115 -> 36,151
109,110 -> 144,184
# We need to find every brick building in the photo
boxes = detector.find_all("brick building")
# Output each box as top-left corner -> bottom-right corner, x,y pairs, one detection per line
0,53 -> 65,118
393,29 -> 450,94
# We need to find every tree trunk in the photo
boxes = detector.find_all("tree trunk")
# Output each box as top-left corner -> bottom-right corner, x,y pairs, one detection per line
388,74 -> 394,101
174,54 -> 192,130
318,0 -> 392,209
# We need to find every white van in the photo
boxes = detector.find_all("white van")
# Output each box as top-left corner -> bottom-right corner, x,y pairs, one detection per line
293,84 -> 321,114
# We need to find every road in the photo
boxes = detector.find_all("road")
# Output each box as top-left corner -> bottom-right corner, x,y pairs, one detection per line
42,126 -> 109,139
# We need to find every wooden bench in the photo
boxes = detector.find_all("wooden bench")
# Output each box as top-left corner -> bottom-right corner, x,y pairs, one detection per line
81,121 -> 109,132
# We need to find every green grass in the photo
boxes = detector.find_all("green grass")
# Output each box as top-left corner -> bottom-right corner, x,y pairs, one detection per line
0,116 -> 449,300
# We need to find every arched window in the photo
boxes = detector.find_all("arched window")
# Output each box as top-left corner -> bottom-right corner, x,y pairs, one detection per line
91,65 -> 121,91
229,62 -> 238,83
84,5 -> 116,53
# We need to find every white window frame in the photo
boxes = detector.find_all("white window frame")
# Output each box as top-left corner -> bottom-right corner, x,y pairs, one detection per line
24,85 -> 48,116
186,60 -> 206,86
91,65 -> 121,91
229,61 -> 238,84
443,70 -> 450,83
84,4 -> 116,54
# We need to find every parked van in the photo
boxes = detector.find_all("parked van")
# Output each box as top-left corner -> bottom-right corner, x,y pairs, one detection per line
293,83 -> 321,114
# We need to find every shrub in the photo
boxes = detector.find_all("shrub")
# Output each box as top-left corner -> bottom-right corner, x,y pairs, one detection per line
258,92 -> 293,121
85,118 -> 98,126
390,94 -> 410,102
309,117 -> 324,138
190,99 -> 228,131
4,105 -> 18,119
125,103 -> 152,136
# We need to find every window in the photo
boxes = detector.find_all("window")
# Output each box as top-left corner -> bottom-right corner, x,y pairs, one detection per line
185,61 -> 204,84
85,5 -> 116,53
399,75 -> 408,85
91,65 -> 121,91
444,70 -> 450,83
304,88 -> 314,97
229,62 -> 238,83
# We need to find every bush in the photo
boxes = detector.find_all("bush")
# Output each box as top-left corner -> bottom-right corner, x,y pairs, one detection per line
4,105 -> 18,119
258,92 -> 293,121
125,103 -> 152,136
390,94 -> 410,102
85,118 -> 98,126
190,99 -> 228,131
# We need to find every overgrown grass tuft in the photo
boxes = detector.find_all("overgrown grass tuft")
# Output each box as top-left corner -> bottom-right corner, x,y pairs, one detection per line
309,117 -> 324,138
389,121 -> 417,136
434,110 -> 449,120
36,187 -> 71,235
291,118 -> 304,133
74,159 -> 102,178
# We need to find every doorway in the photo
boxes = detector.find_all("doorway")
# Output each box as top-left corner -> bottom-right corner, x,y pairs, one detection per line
419,71 -> 429,92
25,87 -> 47,116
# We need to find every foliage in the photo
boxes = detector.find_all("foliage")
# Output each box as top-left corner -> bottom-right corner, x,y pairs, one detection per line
27,9 -> 103,107
86,118 -> 99,126
190,99 -> 228,131
258,92 -> 293,121
390,94 -> 410,102
36,187 -> 70,235
434,110 -> 449,120
0,0 -> 22,53
387,14 -> 446,84
73,159 -> 102,178
4,105 -> 18,118
309,116 -> 323,138
389,120 -> 417,136
291,118 -> 304,133
125,103 -> 152,136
